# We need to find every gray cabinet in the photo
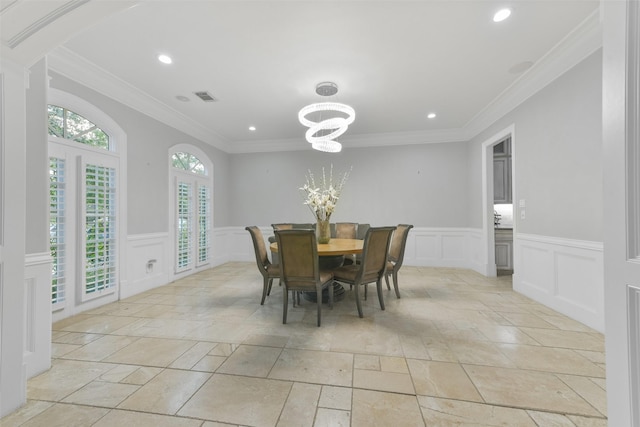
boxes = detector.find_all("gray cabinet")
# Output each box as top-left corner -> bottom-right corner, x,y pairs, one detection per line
495,229 -> 513,271
493,157 -> 512,203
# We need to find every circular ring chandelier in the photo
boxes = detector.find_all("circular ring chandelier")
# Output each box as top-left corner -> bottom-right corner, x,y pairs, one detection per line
298,82 -> 355,152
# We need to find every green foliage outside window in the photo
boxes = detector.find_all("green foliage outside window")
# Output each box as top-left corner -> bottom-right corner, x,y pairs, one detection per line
48,105 -> 110,149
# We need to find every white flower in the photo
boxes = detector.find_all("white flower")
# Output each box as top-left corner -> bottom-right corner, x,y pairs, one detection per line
300,165 -> 351,221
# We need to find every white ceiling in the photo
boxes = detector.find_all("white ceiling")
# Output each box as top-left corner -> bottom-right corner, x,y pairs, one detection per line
1,1 -> 601,153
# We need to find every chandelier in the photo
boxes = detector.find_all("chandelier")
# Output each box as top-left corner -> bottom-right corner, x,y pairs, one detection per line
298,82 -> 355,153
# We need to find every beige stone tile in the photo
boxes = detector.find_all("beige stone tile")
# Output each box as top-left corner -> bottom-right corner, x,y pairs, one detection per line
56,315 -> 141,334
567,415 -> 609,427
178,374 -> 291,427
62,380 -> 140,407
418,396 -> 537,426
17,403 -> 109,427
575,349 -> 607,365
477,324 -> 541,345
99,364 -> 139,382
463,365 -> 601,416
0,400 -> 53,426
329,325 -> 404,356
269,348 -> 353,387
351,389 -> 424,427
319,385 -> 352,410
538,314 -> 597,332
104,337 -> 197,367
527,410 -> 581,426
558,374 -> 608,417
169,341 -> 217,369
217,344 -> 282,377
59,335 -> 140,361
314,408 -> 350,427
202,422 -> 241,427
446,339 -> 515,368
93,409 -> 203,426
51,342 -> 81,358
380,356 -> 409,373
398,334 -> 432,359
121,366 -> 163,385
498,312 -> 558,329
118,369 -> 210,414
192,355 -> 227,372
498,344 -> 605,377
27,359 -> 115,401
52,331 -> 103,345
407,359 -> 483,402
277,382 -> 321,427
209,342 -> 239,356
354,354 -> 380,370
353,369 -> 415,394
243,333 -> 290,347
520,327 -> 605,351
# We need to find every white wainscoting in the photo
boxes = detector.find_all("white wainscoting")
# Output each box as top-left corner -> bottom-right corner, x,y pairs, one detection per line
124,233 -> 170,299
513,233 -> 604,332
24,252 -> 52,379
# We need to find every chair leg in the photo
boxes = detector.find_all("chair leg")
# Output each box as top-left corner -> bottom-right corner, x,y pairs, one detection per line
316,295 -> 322,327
376,279 -> 385,311
354,283 -> 364,318
393,271 -> 401,298
385,273 -> 391,290
283,286 -> 288,324
261,277 -> 269,305
364,283 -> 368,300
267,278 -> 274,296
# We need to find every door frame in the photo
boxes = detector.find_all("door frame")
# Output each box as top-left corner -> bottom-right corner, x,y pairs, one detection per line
481,124 -> 515,277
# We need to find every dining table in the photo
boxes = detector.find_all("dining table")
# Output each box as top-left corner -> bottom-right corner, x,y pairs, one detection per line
270,238 -> 363,302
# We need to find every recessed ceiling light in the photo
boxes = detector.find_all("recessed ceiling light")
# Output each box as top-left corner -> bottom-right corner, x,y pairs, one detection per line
249,126 -> 256,131
158,54 -> 172,64
176,95 -> 190,102
427,113 -> 437,119
493,8 -> 511,22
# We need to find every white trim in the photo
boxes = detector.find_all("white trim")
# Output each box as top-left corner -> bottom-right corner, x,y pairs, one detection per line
513,233 -> 604,332
48,47 -> 230,152
23,252 -> 52,378
480,125 -> 516,278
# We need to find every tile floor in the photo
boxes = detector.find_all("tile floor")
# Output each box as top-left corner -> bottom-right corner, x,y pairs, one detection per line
1,263 -> 608,426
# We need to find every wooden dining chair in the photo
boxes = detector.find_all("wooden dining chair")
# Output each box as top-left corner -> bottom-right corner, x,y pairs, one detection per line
331,226 -> 395,318
384,224 -> 414,298
335,222 -> 358,265
245,226 -> 280,305
275,229 -> 334,326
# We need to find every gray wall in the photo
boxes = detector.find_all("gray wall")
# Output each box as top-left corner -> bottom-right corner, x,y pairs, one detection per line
25,59 -> 50,253
229,142 -> 470,228
48,72 -> 232,233
468,49 -> 603,242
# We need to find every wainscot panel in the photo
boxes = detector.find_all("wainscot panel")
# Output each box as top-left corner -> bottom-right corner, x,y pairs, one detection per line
124,233 -> 170,299
24,252 -> 52,378
513,234 -> 604,332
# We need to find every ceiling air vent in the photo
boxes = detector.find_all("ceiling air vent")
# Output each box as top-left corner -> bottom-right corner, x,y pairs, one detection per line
194,91 -> 217,102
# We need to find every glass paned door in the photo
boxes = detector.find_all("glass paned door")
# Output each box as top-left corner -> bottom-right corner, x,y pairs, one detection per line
82,163 -> 117,298
176,180 -> 193,272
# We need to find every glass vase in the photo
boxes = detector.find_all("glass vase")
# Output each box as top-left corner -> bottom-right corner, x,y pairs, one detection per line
316,219 -> 331,244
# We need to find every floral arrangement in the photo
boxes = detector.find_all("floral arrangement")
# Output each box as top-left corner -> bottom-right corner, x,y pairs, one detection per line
300,165 -> 351,222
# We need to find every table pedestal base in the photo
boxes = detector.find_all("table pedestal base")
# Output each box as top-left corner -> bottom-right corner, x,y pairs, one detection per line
302,254 -> 347,303
302,282 -> 346,303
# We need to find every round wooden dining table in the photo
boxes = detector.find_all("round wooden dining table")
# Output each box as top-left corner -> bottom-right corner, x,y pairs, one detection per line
269,238 -> 363,302
269,238 -> 363,256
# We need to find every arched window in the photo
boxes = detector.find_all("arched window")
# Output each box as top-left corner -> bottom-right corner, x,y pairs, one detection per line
48,104 -> 110,149
48,90 -> 126,317
170,145 -> 212,275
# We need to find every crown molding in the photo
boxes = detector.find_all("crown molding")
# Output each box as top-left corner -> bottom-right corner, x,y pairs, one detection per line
227,128 -> 467,153
46,9 -> 602,154
463,9 -> 602,139
47,46 -> 231,152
